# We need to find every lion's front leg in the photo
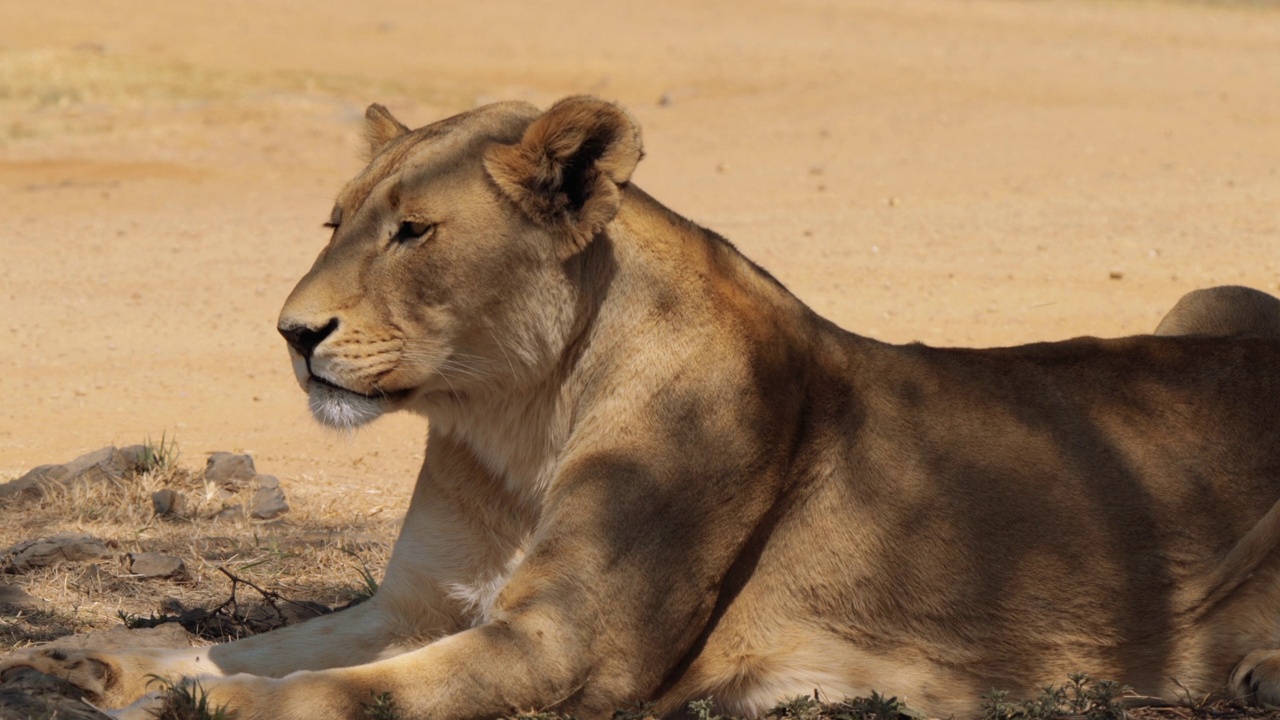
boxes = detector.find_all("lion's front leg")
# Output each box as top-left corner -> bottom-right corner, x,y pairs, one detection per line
160,458 -> 763,720
165,620 -> 591,720
0,552 -> 477,711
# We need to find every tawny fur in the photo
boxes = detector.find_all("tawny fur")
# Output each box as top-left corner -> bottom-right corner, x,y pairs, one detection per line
363,102 -> 410,161
4,97 -> 1280,720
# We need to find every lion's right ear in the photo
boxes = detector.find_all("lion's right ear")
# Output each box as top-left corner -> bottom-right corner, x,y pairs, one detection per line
364,104 -> 410,161
483,96 -> 643,256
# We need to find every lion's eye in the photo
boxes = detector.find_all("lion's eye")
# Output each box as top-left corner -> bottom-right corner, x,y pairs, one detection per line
394,220 -> 434,244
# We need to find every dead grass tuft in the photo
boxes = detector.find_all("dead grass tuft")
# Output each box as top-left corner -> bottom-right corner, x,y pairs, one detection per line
1,440 -> 399,651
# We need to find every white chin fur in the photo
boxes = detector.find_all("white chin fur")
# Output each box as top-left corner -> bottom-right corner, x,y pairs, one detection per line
307,382 -> 387,430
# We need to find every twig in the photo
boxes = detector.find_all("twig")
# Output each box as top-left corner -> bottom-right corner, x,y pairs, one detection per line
215,566 -> 321,614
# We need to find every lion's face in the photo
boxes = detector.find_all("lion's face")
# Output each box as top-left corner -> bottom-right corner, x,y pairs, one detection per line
277,98 -> 642,429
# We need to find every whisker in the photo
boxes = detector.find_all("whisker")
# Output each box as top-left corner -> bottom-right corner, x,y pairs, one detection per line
485,327 -> 520,379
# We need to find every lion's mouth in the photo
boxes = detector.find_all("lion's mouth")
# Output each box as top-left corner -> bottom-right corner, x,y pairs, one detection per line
287,347 -> 413,429
307,373 -> 411,402
299,351 -> 413,403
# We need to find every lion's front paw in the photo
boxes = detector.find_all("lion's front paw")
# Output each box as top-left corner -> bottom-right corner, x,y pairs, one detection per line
0,647 -> 146,708
1231,649 -> 1280,705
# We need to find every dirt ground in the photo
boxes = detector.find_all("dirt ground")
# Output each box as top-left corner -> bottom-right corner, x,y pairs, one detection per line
1,0 -> 1278,643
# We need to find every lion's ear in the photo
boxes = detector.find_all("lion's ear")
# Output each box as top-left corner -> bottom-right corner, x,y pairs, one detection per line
483,96 -> 643,255
364,104 -> 410,160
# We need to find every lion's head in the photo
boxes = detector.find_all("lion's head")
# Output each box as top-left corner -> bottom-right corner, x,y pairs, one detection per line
277,97 -> 643,429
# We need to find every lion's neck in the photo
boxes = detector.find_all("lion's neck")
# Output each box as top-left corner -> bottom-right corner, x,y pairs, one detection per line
418,373 -> 573,512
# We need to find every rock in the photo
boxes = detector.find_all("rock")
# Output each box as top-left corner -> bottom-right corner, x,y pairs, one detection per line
249,475 -> 289,519
204,452 -> 256,485
61,447 -> 116,476
151,488 -> 186,517
64,445 -> 147,480
4,533 -> 113,572
205,452 -> 257,503
0,465 -> 68,498
0,446 -> 148,500
127,552 -> 185,579
0,584 -> 44,611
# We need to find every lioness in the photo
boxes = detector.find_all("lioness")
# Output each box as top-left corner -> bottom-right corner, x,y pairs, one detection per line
4,97 -> 1280,720
1155,285 -> 1280,337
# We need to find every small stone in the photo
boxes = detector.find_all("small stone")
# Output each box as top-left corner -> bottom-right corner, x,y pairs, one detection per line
1109,270 -> 1125,280
250,475 -> 289,520
204,452 -> 256,484
4,533 -> 113,572
127,552 -> 185,579
151,489 -> 186,517
658,92 -> 673,107
0,583 -> 44,611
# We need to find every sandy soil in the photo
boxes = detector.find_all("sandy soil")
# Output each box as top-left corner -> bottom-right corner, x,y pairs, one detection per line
2,0 -> 1278,516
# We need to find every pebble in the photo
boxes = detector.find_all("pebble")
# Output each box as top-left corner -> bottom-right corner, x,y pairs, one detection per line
127,552 -> 186,579
151,488 -> 186,517
250,475 -> 289,519
204,452 -> 257,485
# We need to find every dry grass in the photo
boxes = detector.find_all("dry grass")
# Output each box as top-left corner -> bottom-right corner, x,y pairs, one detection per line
0,439 -> 400,652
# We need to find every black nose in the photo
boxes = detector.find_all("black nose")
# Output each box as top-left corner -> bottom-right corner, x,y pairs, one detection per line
278,318 -> 338,358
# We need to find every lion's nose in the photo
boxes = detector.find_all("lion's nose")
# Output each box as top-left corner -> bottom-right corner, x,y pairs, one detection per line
278,318 -> 338,358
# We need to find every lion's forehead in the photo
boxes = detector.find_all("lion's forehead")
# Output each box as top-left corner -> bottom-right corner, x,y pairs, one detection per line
336,101 -> 540,216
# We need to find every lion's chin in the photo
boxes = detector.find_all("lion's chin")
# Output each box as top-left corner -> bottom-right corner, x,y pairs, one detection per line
307,381 -> 389,430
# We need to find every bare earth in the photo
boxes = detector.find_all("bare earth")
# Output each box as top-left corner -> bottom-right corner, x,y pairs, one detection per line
1,0 -> 1278,644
